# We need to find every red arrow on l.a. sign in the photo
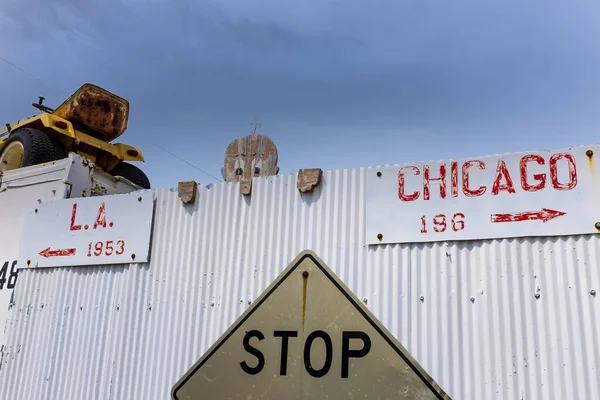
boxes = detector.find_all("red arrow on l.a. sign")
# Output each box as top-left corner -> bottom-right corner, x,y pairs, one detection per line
490,208 -> 566,224
39,247 -> 77,258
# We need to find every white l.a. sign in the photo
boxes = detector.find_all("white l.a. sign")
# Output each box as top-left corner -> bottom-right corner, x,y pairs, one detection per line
19,191 -> 154,268
172,250 -> 450,399
366,144 -> 600,244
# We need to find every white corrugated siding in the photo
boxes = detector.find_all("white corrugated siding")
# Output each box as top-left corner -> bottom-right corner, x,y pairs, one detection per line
1,168 -> 599,399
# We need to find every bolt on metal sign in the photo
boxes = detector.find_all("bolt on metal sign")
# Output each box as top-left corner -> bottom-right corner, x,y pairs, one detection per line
366,144 -> 600,244
171,250 -> 450,400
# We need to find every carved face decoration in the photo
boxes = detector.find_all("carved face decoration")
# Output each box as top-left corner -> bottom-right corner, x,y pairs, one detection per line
221,134 -> 279,184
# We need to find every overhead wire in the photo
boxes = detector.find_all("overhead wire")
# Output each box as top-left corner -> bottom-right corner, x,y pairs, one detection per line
0,55 -> 64,94
0,54 -> 223,183
149,141 -> 223,182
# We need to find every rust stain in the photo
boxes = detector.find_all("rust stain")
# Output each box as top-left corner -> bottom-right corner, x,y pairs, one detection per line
302,271 -> 309,332
588,151 -> 600,232
53,83 -> 129,142
587,150 -> 595,177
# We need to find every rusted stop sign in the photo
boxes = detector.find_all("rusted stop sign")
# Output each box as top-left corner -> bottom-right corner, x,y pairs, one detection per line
171,250 -> 451,400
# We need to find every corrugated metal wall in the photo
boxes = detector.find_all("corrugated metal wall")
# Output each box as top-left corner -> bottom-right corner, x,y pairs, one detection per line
0,168 -> 599,399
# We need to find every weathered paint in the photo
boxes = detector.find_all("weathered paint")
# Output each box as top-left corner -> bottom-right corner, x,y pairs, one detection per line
19,191 -> 154,268
368,144 -> 600,244
397,152 -> 578,202
171,251 -> 451,399
52,83 -> 129,141
0,163 -> 598,399
0,153 -> 140,366
221,133 -> 279,195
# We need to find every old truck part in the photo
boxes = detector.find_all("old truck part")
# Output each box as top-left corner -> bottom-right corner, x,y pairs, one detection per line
0,83 -> 150,189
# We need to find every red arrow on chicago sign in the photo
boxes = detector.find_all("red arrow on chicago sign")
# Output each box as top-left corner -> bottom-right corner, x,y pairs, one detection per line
490,208 -> 566,224
39,247 -> 77,258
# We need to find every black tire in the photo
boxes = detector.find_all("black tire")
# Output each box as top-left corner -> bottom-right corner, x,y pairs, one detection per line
110,161 -> 151,189
0,128 -> 66,170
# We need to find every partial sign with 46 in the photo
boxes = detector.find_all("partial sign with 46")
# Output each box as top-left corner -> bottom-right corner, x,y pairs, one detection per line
19,191 -> 154,268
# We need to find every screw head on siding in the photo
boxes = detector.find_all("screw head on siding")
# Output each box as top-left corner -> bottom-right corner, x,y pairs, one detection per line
376,171 -> 382,177
377,233 -> 383,241
591,289 -> 597,296
595,222 -> 600,230
534,293 -> 541,299
470,297 -> 475,303
587,150 -> 594,157
419,295 -> 425,302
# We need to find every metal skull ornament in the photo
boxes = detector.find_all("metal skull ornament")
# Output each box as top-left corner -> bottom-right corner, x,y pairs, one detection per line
221,134 -> 279,194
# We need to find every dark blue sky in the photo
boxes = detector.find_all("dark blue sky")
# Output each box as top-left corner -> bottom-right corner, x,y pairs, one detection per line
1,0 -> 599,188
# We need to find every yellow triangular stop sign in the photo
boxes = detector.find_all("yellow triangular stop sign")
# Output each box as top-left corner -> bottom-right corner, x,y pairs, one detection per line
172,250 -> 452,399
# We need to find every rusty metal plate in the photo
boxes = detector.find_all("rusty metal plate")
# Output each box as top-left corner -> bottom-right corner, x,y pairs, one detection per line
171,250 -> 451,400
53,83 -> 129,142
366,144 -> 600,245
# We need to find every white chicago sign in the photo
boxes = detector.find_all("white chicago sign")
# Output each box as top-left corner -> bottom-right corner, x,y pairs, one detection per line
366,144 -> 600,244
19,191 -> 154,268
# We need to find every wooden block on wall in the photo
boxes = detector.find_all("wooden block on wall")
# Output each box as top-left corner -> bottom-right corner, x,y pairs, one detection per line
178,181 -> 197,204
297,168 -> 323,193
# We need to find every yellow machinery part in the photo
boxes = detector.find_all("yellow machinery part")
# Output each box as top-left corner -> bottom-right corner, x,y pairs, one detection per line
8,113 -> 143,172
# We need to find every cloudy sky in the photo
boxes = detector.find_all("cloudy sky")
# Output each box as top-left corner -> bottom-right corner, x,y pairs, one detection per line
1,0 -> 599,188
